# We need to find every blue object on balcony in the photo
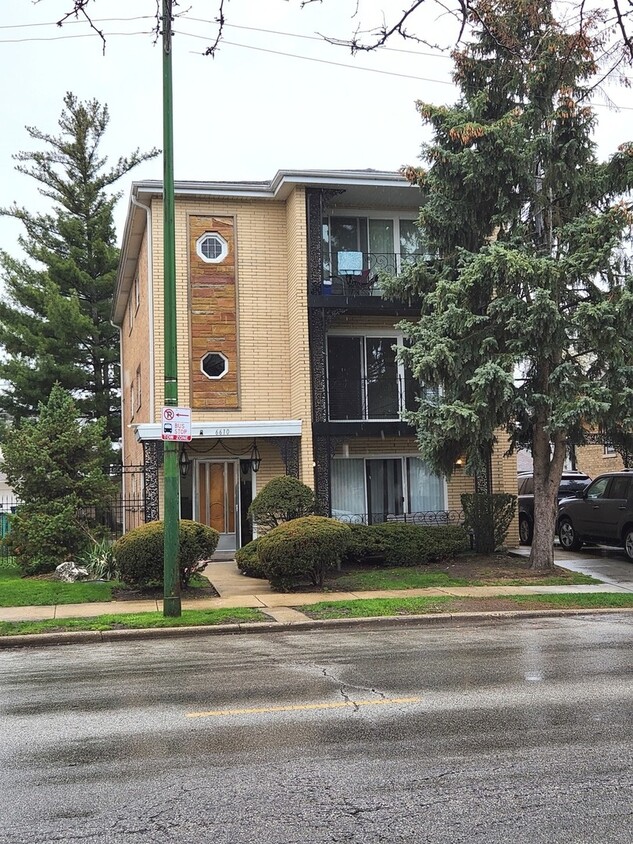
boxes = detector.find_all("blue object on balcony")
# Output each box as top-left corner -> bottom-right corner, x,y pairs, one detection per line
337,251 -> 364,273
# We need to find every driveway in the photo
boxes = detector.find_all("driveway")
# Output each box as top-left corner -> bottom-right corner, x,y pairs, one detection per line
514,545 -> 633,591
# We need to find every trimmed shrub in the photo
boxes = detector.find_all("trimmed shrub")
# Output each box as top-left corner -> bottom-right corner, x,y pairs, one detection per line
235,539 -> 267,579
461,493 -> 517,553
257,516 -> 352,589
346,522 -> 469,567
113,519 -> 219,586
248,476 -> 316,531
345,523 -> 387,564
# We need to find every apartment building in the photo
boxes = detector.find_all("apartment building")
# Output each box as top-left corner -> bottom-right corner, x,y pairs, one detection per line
113,169 -> 518,553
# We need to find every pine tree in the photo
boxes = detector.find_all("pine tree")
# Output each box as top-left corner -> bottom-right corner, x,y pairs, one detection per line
0,92 -> 159,441
1,385 -> 115,573
389,0 -> 633,569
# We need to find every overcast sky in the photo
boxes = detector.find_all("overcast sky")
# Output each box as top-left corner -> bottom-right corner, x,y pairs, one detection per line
1,0 -> 631,255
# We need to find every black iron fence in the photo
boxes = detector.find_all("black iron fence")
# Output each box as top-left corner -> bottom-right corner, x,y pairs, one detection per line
77,494 -> 146,541
332,510 -> 465,526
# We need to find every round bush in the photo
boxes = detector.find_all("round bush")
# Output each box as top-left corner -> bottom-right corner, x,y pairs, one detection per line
113,519 -> 219,586
235,539 -> 267,579
248,476 -> 316,531
257,516 -> 352,589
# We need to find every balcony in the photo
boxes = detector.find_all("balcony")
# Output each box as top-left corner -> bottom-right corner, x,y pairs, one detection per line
320,251 -> 425,298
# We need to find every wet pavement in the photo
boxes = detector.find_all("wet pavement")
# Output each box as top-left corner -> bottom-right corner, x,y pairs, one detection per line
1,614 -> 632,843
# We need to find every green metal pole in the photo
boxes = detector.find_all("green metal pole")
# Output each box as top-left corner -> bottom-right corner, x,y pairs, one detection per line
162,0 -> 181,617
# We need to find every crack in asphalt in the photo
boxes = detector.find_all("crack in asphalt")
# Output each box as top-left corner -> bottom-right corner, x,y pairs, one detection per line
319,666 -> 387,709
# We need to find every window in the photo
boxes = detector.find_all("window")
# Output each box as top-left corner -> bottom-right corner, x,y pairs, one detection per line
604,443 -> 616,456
331,456 -> 445,523
196,232 -> 228,264
127,299 -> 133,334
586,477 -> 610,500
134,273 -> 140,314
326,333 -> 431,421
201,351 -> 228,379
129,381 -> 135,421
608,477 -> 631,500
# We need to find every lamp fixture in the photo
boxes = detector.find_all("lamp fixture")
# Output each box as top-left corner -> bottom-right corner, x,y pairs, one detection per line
250,440 -> 261,473
179,446 -> 191,478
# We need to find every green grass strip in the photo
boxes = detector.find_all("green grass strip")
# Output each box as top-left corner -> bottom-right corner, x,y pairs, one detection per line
332,568 -> 599,591
0,607 -> 266,637
302,595 -> 455,620
301,592 -> 633,620
508,593 -> 633,609
0,569 -> 115,607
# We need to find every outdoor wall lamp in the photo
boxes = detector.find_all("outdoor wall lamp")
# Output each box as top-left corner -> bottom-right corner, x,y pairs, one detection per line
250,440 -> 261,473
179,446 -> 191,478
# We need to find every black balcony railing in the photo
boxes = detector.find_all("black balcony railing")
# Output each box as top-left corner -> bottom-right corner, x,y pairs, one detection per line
321,251 -> 426,297
327,374 -> 433,421
331,510 -> 465,526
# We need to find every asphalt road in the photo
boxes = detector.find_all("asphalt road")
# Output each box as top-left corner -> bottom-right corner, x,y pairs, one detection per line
1,615 -> 632,843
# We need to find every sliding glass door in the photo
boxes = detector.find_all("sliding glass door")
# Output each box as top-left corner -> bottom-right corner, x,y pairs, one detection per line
331,456 -> 445,523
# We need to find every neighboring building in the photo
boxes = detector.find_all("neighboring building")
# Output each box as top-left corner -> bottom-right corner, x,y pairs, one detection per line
113,169 -> 518,553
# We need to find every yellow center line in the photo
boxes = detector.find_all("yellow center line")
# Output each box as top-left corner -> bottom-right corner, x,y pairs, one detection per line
185,696 -> 421,719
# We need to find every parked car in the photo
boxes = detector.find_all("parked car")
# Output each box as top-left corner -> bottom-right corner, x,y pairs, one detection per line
518,470 -> 591,545
556,470 -> 633,560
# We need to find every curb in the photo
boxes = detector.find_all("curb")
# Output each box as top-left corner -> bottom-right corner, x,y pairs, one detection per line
1,606 -> 632,649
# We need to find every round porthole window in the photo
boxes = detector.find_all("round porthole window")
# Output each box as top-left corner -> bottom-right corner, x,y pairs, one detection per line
196,232 -> 228,264
201,352 -> 229,379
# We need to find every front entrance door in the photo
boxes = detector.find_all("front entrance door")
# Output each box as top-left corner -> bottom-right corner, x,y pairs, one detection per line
196,460 -> 238,552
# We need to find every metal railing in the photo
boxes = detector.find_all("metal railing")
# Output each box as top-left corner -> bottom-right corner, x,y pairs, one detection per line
321,251 -> 426,297
332,510 -> 465,526
328,374 -> 417,421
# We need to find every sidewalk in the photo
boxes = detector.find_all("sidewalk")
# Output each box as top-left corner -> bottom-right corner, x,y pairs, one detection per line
2,560 -> 632,624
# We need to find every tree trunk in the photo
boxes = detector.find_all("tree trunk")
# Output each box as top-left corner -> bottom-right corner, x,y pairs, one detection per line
529,427 -> 567,570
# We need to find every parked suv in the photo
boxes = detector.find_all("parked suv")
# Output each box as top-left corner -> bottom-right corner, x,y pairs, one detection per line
556,470 -> 633,561
518,470 -> 591,545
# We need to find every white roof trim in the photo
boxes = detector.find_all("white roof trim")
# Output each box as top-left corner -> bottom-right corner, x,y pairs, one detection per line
133,419 -> 302,442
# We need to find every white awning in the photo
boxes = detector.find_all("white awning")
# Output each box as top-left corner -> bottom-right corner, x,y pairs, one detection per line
132,419 -> 302,442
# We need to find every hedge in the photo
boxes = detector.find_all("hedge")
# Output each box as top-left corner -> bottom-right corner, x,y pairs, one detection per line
113,520 -> 219,586
257,516 -> 352,589
345,522 -> 469,567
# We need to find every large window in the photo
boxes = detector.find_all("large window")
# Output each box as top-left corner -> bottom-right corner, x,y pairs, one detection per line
327,333 -> 427,421
331,456 -> 445,522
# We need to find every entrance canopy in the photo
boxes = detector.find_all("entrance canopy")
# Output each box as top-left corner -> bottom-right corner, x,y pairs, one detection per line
132,419 -> 302,442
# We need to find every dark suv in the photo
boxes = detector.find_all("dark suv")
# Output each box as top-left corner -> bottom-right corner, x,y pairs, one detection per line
518,470 -> 591,545
557,470 -> 633,561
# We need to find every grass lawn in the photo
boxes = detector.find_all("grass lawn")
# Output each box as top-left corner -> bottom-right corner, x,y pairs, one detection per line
0,560 -> 115,607
300,592 -> 633,620
0,606 -> 266,637
329,567 -> 599,591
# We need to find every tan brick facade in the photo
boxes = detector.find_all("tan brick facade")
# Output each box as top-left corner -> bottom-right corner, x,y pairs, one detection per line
115,172 -> 520,549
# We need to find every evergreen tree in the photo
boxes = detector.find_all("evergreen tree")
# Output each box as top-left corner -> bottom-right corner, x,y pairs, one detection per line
388,0 -> 633,568
1,385 -> 115,573
0,92 -> 159,441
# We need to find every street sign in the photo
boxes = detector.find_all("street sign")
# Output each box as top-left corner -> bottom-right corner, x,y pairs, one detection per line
161,406 -> 192,442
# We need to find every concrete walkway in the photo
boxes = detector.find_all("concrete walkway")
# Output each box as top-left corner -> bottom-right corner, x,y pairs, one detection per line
1,557 -> 632,624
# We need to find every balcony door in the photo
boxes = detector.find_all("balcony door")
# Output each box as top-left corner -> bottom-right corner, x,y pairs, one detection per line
196,460 -> 237,552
